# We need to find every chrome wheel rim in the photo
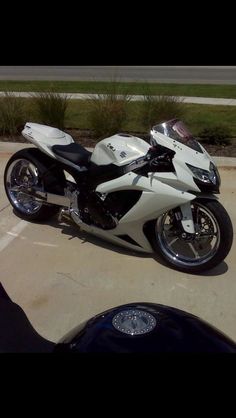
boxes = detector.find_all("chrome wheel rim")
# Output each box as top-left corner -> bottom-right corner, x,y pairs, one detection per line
156,202 -> 220,267
6,159 -> 43,214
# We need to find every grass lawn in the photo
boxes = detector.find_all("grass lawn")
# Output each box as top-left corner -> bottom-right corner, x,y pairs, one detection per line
18,98 -> 236,136
64,100 -> 236,137
1,80 -> 236,99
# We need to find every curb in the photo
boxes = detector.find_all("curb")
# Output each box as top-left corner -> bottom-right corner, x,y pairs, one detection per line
1,92 -> 236,106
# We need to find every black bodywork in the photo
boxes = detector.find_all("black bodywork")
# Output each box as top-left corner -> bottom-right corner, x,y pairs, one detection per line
51,142 -> 176,190
52,143 -> 92,167
0,283 -> 235,353
193,177 -> 220,194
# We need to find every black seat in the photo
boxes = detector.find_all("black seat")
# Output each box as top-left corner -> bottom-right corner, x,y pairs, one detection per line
52,143 -> 92,167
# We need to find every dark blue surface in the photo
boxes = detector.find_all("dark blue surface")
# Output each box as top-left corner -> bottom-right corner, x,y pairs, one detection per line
1,282 -> 235,353
55,303 -> 236,353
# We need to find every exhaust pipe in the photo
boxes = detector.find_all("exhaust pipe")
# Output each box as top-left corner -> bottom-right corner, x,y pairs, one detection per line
44,192 -> 70,207
24,188 -> 70,207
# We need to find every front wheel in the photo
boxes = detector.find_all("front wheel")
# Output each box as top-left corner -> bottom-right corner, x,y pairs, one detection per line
152,199 -> 233,273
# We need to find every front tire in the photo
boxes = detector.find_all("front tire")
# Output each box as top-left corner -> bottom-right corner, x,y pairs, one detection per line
152,199 -> 233,273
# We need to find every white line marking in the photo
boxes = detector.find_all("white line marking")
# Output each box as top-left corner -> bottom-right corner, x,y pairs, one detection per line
0,220 -> 28,252
7,231 -> 26,240
6,232 -> 18,237
33,241 -> 58,247
176,283 -> 188,289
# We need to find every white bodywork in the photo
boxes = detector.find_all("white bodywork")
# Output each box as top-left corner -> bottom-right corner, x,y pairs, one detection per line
22,123 -> 84,174
21,122 -> 217,253
91,134 -> 150,166
22,122 -> 74,157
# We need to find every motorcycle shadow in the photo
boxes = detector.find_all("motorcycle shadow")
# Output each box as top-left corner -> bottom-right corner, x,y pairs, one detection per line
43,216 -> 152,259
41,216 -> 229,276
195,262 -> 228,277
151,254 -> 228,276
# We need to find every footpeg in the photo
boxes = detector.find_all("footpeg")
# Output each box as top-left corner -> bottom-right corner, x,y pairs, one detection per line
58,208 -> 71,222
71,210 -> 83,226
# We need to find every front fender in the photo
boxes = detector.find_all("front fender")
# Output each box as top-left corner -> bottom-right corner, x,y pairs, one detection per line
192,193 -> 219,201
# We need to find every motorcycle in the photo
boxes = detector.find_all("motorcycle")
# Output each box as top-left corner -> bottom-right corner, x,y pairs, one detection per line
4,118 -> 233,273
0,282 -> 235,353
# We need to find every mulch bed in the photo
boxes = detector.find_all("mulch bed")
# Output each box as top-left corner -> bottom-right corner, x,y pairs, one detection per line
1,128 -> 235,157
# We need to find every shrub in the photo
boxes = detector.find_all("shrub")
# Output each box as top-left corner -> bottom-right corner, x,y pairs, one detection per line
140,87 -> 185,130
198,125 -> 232,146
0,92 -> 25,135
87,81 -> 131,139
32,91 -> 69,130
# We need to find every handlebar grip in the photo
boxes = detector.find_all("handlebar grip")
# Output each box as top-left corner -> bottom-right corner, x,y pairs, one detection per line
123,147 -> 175,175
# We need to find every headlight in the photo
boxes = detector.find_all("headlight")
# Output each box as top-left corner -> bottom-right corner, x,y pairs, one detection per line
210,162 -> 221,187
186,162 -> 220,186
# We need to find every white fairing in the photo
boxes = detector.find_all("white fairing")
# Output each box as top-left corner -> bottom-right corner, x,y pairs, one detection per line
22,123 -> 74,159
93,172 -> 196,251
87,127 -> 218,251
90,134 -> 150,166
150,129 -> 215,193
151,128 -> 214,170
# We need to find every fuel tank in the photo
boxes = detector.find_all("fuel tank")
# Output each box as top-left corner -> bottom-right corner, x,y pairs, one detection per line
55,302 -> 236,353
90,133 -> 150,166
1,283 -> 235,353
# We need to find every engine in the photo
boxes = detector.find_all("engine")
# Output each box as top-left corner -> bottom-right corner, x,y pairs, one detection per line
77,190 -> 142,230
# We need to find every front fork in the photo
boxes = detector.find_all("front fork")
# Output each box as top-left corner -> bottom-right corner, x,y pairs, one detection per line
177,202 -> 195,234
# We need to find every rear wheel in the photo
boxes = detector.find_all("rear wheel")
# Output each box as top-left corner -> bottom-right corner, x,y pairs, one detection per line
4,149 -> 63,221
152,199 -> 233,273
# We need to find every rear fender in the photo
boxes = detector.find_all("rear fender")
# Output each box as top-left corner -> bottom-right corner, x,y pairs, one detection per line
9,148 -> 66,193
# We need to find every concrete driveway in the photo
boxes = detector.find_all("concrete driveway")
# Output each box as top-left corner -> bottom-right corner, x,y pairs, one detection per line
0,148 -> 236,344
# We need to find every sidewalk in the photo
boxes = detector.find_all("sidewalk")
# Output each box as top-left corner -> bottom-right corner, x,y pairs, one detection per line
0,141 -> 236,168
1,92 -> 236,106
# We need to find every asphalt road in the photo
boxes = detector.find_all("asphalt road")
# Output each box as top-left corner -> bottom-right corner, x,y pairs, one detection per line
0,147 -> 236,343
1,66 -> 236,84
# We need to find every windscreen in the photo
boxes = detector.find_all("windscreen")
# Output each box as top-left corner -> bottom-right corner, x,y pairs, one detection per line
152,119 -> 203,153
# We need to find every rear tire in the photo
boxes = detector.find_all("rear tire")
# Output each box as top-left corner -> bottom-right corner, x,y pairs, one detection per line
4,148 -> 65,222
151,199 -> 233,273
